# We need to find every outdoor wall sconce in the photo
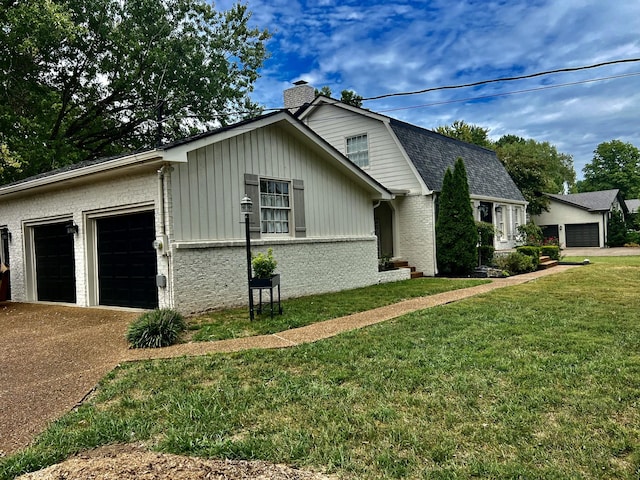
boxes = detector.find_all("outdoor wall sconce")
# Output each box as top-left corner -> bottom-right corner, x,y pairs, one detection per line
495,206 -> 503,214
66,222 -> 79,235
0,229 -> 11,242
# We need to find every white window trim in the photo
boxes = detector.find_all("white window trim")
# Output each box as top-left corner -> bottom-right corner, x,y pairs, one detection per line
345,133 -> 369,168
259,177 -> 292,236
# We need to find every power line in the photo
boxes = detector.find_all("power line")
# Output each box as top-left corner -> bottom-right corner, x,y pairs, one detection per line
362,58 -> 640,101
376,72 -> 640,113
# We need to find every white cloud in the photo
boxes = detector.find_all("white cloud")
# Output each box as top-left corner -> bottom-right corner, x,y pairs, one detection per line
217,0 -> 640,179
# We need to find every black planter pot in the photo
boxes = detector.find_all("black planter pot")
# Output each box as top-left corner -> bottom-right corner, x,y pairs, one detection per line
250,273 -> 280,288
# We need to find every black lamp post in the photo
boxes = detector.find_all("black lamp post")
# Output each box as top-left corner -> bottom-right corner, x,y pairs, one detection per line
241,194 -> 255,320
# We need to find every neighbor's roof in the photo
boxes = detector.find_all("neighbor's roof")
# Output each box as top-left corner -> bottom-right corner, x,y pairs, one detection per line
625,199 -> 640,213
388,119 -> 526,202
546,189 -> 621,212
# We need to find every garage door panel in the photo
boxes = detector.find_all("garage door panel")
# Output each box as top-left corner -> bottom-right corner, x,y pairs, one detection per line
565,223 -> 599,247
34,223 -> 76,303
97,211 -> 158,309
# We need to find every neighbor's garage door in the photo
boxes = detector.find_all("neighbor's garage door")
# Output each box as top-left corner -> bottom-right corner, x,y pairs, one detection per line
34,222 -> 76,303
97,211 -> 158,309
565,223 -> 600,247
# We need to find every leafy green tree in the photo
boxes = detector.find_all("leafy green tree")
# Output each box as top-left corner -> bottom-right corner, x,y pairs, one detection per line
577,140 -> 640,200
495,136 -> 575,215
315,86 -> 364,107
0,0 -> 270,183
436,158 -> 478,274
435,120 -> 493,149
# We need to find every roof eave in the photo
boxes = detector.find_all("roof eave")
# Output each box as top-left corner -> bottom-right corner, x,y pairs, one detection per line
0,150 -> 164,198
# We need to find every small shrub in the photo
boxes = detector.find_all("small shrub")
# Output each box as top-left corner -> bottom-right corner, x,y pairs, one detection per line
627,231 -> 640,245
127,309 -> 186,348
494,252 -> 536,275
517,221 -> 543,246
541,245 -> 560,261
252,248 -> 277,279
516,246 -> 541,268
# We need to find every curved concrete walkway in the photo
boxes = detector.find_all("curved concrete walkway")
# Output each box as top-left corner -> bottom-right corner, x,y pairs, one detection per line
125,266 -> 578,361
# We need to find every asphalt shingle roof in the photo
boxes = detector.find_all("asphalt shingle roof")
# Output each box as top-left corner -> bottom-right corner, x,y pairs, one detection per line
625,199 -> 640,213
389,119 -> 525,202
546,189 -> 620,212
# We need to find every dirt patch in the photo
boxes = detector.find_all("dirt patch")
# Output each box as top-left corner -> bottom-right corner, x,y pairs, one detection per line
16,444 -> 335,480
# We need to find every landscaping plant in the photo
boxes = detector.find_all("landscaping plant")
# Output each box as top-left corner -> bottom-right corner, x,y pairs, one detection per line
251,248 -> 277,279
126,309 -> 186,348
436,157 -> 478,274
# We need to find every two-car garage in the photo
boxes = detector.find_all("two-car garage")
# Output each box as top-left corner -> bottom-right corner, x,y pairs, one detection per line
32,211 -> 158,309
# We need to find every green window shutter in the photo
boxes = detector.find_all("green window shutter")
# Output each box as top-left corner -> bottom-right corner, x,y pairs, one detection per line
244,173 -> 261,239
293,179 -> 306,238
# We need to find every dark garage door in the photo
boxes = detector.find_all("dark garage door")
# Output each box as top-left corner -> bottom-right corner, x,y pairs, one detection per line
97,211 -> 158,309
34,222 -> 76,303
565,223 -> 600,247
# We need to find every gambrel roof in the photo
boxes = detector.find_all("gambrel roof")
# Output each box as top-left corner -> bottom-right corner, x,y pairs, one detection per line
389,119 -> 526,202
298,96 -> 526,203
545,189 -> 624,212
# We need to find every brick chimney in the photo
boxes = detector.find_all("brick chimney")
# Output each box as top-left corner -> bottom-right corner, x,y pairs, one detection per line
283,80 -> 315,112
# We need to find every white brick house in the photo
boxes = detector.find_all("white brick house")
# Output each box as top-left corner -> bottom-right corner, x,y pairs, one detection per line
291,86 -> 527,276
0,112 -> 391,313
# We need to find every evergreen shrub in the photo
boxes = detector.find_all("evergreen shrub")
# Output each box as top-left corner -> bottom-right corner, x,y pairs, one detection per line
516,246 -> 541,268
494,252 -> 536,275
541,245 -> 560,260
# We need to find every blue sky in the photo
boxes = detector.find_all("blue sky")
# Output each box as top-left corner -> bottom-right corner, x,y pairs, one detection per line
217,0 -> 640,179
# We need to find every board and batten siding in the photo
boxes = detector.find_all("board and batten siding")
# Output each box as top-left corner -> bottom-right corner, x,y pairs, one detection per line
171,123 -> 375,241
304,104 -> 422,193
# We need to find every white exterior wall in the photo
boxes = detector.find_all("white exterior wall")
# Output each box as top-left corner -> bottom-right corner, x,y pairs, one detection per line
394,194 -> 437,276
303,105 -> 423,193
473,199 -> 527,250
0,169 -> 163,306
170,237 -> 378,314
532,200 -> 606,248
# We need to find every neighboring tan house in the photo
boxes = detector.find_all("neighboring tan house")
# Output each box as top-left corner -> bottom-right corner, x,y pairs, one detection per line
531,189 -> 626,248
289,83 -> 527,276
0,111 -> 391,313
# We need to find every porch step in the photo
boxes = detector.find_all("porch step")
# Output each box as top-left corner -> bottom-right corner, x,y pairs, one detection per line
391,260 -> 424,278
538,255 -> 559,270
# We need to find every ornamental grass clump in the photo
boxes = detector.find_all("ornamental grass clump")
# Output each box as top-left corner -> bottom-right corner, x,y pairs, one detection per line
126,309 -> 186,348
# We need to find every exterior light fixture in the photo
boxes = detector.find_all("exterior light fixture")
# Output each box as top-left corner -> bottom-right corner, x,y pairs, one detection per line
241,194 -> 255,320
66,222 -> 79,235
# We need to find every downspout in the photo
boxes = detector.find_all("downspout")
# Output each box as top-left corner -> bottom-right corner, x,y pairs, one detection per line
157,165 -> 167,237
157,164 -> 172,307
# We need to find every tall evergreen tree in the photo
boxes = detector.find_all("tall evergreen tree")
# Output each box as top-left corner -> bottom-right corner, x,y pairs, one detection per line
436,158 -> 478,274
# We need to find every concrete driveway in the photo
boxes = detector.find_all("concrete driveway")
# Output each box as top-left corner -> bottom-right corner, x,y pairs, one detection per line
562,247 -> 640,257
0,303 -> 138,455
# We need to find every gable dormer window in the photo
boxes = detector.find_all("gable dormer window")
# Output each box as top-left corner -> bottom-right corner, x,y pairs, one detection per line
346,134 -> 369,167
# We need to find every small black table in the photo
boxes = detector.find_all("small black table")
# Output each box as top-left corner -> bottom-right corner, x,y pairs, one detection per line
249,273 -> 283,319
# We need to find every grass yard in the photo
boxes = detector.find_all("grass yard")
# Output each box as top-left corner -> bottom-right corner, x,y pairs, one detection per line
2,258 -> 640,479
187,277 -> 488,341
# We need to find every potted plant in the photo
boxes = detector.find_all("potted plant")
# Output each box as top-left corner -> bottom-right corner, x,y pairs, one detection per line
250,248 -> 279,287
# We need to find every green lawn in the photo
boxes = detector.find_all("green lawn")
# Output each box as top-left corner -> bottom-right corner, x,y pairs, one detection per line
3,258 -> 640,479
188,277 -> 488,341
